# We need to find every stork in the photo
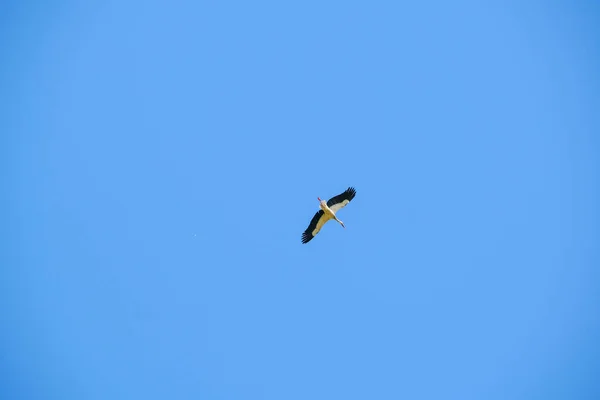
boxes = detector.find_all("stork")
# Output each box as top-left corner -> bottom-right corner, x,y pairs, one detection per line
301,187 -> 357,244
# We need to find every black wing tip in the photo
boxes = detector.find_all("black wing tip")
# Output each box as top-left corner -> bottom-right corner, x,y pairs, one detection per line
346,187 -> 357,200
301,232 -> 313,244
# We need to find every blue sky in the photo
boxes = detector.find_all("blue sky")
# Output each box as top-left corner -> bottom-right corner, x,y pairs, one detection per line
2,1 -> 600,399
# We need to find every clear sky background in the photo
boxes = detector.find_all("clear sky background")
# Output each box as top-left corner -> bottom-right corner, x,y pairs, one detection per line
2,1 -> 600,399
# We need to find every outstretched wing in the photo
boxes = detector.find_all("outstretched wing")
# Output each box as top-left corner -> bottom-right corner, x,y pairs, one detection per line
327,187 -> 357,213
301,210 -> 333,244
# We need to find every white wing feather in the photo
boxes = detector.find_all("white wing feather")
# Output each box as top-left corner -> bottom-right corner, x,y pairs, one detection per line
312,213 -> 333,236
329,200 -> 351,214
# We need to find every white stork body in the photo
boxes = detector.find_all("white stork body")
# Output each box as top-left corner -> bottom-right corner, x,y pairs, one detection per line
302,187 -> 356,244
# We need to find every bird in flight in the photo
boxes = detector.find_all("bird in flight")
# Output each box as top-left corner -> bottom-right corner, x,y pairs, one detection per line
301,187 -> 357,244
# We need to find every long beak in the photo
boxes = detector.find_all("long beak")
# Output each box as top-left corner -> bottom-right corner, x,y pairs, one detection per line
317,197 -> 321,202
